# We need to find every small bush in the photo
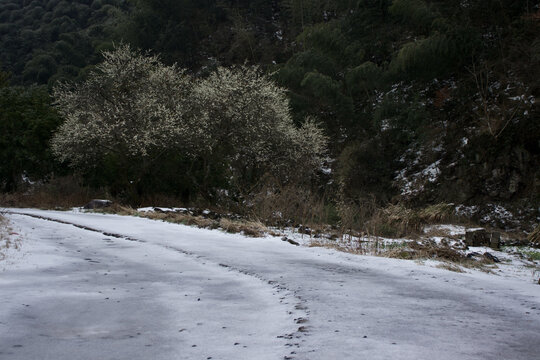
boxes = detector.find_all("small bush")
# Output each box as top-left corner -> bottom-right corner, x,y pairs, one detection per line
417,203 -> 454,223
248,178 -> 331,229
372,204 -> 422,238
366,203 -> 456,238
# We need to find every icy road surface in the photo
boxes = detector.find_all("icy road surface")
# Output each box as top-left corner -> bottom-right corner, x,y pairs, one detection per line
2,209 -> 539,360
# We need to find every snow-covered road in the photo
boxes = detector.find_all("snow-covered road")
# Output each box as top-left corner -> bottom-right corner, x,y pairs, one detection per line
2,209 -> 539,360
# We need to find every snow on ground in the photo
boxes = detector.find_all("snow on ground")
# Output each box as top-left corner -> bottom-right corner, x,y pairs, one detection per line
423,224 -> 469,236
0,216 -> 23,267
423,224 -> 540,282
1,213 -> 292,360
280,223 -> 540,284
137,207 -> 189,213
2,209 -> 540,360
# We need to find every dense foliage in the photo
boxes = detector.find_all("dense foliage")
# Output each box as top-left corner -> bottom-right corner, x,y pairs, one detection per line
0,0 -> 126,86
0,0 -> 538,215
0,82 -> 61,192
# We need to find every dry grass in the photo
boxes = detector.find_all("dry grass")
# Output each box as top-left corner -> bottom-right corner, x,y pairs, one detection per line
337,196 -> 377,240
408,241 -> 466,262
248,179 -> 332,230
388,203 -> 452,233
308,240 -> 364,254
95,203 -> 137,216
360,203 -> 458,239
0,214 -> 21,260
528,226 -> 540,246
384,241 -> 496,272
306,237 -> 488,271
97,206 -> 268,238
0,176 -> 104,210
0,214 -> 7,241
140,211 -> 217,229
219,218 -> 267,237
308,232 -> 495,271
436,262 -> 465,273
422,227 -> 463,241
186,216 -> 218,229
331,199 -> 462,241
417,203 -> 455,223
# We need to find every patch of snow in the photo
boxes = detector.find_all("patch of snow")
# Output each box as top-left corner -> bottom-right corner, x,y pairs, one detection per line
320,167 -> 332,175
136,207 -> 188,213
395,159 -> 441,197
423,160 -> 441,183
455,205 -> 478,218
424,224 -> 467,236
432,144 -> 444,152
482,204 -> 513,223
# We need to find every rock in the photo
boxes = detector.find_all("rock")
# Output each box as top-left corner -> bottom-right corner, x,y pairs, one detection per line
466,252 -> 482,259
483,252 -> 500,263
298,225 -> 311,235
465,229 -> 500,249
281,237 -> 300,246
83,199 -> 113,209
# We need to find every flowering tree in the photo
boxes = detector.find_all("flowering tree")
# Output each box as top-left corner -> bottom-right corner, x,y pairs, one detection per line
52,44 -> 195,167
52,46 -> 327,199
51,44 -> 200,197
189,65 -> 327,188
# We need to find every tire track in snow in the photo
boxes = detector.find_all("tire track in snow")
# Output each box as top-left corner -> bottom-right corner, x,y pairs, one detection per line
7,211 -> 311,359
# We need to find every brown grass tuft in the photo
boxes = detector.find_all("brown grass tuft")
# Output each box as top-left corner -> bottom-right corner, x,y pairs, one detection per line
94,203 -> 137,216
106,208 -> 268,238
187,216 -> 217,229
436,262 -> 465,273
417,203 -> 455,224
408,241 -> 466,262
528,226 -> 540,246
219,218 -> 266,237
385,248 -> 416,259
